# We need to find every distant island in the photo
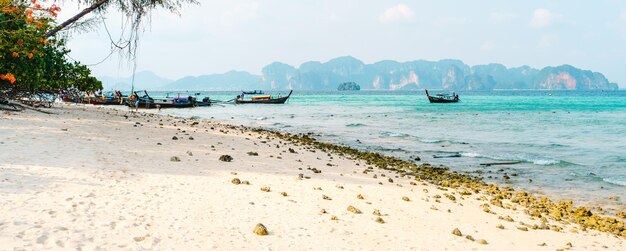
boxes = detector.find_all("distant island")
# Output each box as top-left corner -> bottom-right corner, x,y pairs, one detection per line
99,56 -> 619,91
337,82 -> 360,91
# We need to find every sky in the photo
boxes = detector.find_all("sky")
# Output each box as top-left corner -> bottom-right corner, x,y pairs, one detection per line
58,0 -> 626,87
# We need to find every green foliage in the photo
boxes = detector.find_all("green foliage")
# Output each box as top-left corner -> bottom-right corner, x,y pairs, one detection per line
1,1 -> 101,100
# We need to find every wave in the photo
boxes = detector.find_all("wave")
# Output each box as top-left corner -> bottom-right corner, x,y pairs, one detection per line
379,131 -> 411,138
460,152 -> 566,166
419,138 -> 446,143
346,123 -> 367,127
602,177 -> 626,187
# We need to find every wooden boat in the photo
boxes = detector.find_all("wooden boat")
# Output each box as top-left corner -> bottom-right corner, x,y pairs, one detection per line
425,89 -> 459,103
235,90 -> 292,104
195,97 -> 212,107
125,91 -> 196,109
242,90 -> 264,95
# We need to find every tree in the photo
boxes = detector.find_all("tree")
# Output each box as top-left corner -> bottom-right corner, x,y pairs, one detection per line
1,0 -> 101,105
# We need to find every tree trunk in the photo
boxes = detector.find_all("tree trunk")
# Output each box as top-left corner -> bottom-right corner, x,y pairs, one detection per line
45,0 -> 110,37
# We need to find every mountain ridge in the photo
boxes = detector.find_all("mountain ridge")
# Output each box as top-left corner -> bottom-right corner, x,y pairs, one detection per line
98,57 -> 619,91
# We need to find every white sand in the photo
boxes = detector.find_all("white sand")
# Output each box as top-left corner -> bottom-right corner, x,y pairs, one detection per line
0,105 -> 623,250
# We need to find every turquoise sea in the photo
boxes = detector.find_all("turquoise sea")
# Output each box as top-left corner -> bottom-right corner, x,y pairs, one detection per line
143,90 -> 626,210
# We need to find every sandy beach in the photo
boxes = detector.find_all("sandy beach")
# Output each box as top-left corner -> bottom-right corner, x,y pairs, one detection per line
0,104 -> 624,250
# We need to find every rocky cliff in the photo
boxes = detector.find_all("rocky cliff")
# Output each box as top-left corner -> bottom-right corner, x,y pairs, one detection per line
261,57 -> 618,91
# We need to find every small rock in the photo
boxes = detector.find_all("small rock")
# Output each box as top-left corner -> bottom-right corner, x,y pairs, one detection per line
172,136 -> 178,140
452,228 -> 462,236
231,178 -> 241,185
356,194 -> 364,200
330,215 -> 338,220
402,196 -> 410,201
253,223 -> 268,236
247,152 -> 259,156
189,136 -> 194,140
517,226 -> 528,231
320,209 -> 327,214
280,192 -> 287,197
388,178 -> 393,183
322,195 -> 331,200
347,205 -> 361,214
373,209 -> 381,216
477,239 -> 488,245
496,224 -> 505,229
465,235 -> 475,241
219,155 -> 233,162
170,156 -> 180,162
375,217 -> 385,224
260,186 -> 270,192
242,180 -> 250,185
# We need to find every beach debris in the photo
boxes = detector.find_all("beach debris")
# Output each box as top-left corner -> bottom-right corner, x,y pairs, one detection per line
172,136 -> 178,140
335,185 -> 344,189
242,180 -> 250,185
477,239 -> 488,245
231,178 -> 241,185
133,236 -> 146,242
444,193 -> 456,201
402,196 -> 410,201
247,152 -> 259,156
451,228 -> 462,236
499,215 -> 514,222
280,192 -> 287,197
253,223 -> 268,236
219,155 -> 233,162
170,156 -> 181,162
289,148 -> 297,153
388,178 -> 394,183
465,235 -> 475,241
375,217 -> 385,224
347,205 -> 361,214
496,224 -> 505,229
320,209 -> 327,214
260,186 -> 271,192
186,151 -> 193,156
331,215 -> 338,220
373,209 -> 381,216
189,136 -> 194,140
322,195 -> 331,200
357,194 -> 364,200
538,243 -> 547,246
517,226 -> 529,231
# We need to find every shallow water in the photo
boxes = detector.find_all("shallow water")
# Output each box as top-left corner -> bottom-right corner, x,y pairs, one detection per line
141,90 -> 626,209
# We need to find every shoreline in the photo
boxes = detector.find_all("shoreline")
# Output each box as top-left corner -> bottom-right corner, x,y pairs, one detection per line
0,104 -> 624,249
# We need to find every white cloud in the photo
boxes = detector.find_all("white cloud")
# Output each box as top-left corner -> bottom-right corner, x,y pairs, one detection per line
531,8 -> 560,28
379,4 -> 415,24
219,2 -> 259,25
490,12 -> 517,23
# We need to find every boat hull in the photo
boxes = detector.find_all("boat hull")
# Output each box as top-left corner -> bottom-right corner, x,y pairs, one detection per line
235,90 -> 292,104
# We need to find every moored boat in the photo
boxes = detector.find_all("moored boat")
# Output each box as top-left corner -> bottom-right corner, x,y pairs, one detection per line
126,91 -> 196,109
242,90 -> 264,95
235,90 -> 292,104
425,89 -> 459,103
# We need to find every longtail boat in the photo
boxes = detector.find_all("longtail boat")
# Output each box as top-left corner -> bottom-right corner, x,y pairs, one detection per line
242,90 -> 264,95
235,90 -> 292,104
125,91 -> 196,109
425,89 -> 459,103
